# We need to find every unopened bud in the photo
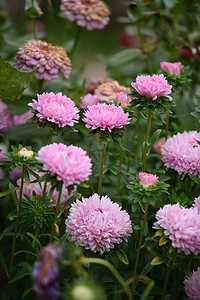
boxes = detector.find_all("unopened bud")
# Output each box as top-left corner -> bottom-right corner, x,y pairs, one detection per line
18,147 -> 34,158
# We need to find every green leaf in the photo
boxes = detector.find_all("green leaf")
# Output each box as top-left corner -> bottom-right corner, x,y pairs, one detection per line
151,256 -> 164,265
14,250 -> 37,257
0,251 -> 8,277
25,0 -> 43,18
150,129 -> 161,145
18,262 -> 32,271
0,56 -> 36,101
22,288 -> 33,299
26,232 -> 42,250
108,48 -> 144,68
4,124 -> 49,141
9,268 -> 31,284
140,280 -> 155,300
115,247 -> 129,265
24,167 -> 30,186
0,189 -> 11,197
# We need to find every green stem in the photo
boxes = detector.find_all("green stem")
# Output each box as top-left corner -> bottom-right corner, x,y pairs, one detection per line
116,145 -> 123,196
43,128 -> 54,196
137,26 -> 152,74
165,111 -> 170,140
6,165 -> 26,300
35,223 -> 40,259
131,197 -> 149,293
38,79 -> 43,94
69,26 -> 82,60
142,110 -> 153,172
49,183 -> 63,243
81,257 -> 132,300
33,18 -> 37,39
162,250 -> 177,300
98,143 -> 107,195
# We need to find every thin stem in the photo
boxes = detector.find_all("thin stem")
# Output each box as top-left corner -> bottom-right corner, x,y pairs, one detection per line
165,111 -> 170,140
49,183 -> 63,243
33,18 -> 37,39
35,223 -> 40,259
38,79 -> 43,94
98,143 -> 107,195
162,250 -> 177,300
116,144 -> 123,196
131,197 -> 149,293
6,165 -> 26,300
43,128 -> 53,196
142,110 -> 153,172
69,26 -> 82,60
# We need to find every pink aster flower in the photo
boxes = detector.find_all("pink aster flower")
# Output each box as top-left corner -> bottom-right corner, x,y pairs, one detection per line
0,100 -> 13,132
192,196 -> 200,214
184,267 -> 200,300
115,92 -> 131,107
29,92 -> 79,127
161,131 -> 200,177
65,193 -> 133,254
0,144 -> 8,162
14,39 -> 71,81
60,0 -> 110,31
79,94 -> 100,110
138,172 -> 158,188
160,62 -> 184,75
82,103 -> 130,132
153,203 -> 200,255
36,143 -> 92,186
13,110 -> 33,126
131,74 -> 172,101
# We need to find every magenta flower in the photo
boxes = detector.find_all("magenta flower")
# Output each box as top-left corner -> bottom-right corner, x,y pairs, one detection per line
0,100 -> 13,132
36,143 -> 92,186
138,172 -> 158,188
60,0 -> 110,31
65,193 -> 133,254
192,196 -> 200,214
115,91 -> 131,107
160,62 -> 184,75
184,267 -> 200,300
29,92 -> 79,127
82,103 -> 130,132
153,203 -> 200,255
161,131 -> 200,177
79,94 -> 100,110
131,74 -> 172,101
13,111 -> 33,126
14,39 -> 71,81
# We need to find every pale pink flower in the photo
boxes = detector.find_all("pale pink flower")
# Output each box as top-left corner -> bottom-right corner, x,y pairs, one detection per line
192,196 -> 200,214
14,39 -> 71,81
184,267 -> 200,300
13,111 -> 33,126
0,100 -> 13,132
131,74 -> 172,101
153,136 -> 167,156
138,172 -> 158,188
160,62 -> 184,75
36,143 -> 92,186
82,103 -> 130,132
65,193 -> 133,254
79,94 -> 100,109
115,92 -> 131,107
60,0 -> 110,31
153,203 -> 200,255
10,168 -> 22,180
161,131 -> 200,177
29,92 -> 79,127
0,144 -> 8,162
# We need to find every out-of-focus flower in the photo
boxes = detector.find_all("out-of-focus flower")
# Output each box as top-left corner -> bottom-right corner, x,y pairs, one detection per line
18,147 -> 34,158
115,91 -> 131,107
138,172 -> 158,188
36,143 -> 92,187
14,39 -> 71,81
161,131 -> 200,177
153,136 -> 167,156
65,193 -> 132,254
32,244 -> 62,300
0,144 -> 8,162
13,111 -> 33,126
131,74 -> 172,101
180,48 -> 195,60
153,203 -> 200,255
29,92 -> 79,127
94,80 -> 130,103
0,100 -> 13,132
79,94 -> 100,109
10,168 -> 23,180
86,77 -> 113,94
184,267 -> 200,300
0,167 -> 5,180
60,0 -> 110,31
119,32 -> 140,49
82,103 -> 130,132
192,196 -> 200,214
160,62 -> 184,75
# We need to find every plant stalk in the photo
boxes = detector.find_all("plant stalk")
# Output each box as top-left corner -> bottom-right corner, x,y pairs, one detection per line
165,111 -> 170,140
98,143 -> 107,195
116,144 -> 123,196
142,110 -> 153,172
162,250 -> 177,300
69,26 -> 82,60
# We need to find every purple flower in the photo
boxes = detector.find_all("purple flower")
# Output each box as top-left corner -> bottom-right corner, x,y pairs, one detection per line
14,39 -> 71,81
184,267 -> 200,299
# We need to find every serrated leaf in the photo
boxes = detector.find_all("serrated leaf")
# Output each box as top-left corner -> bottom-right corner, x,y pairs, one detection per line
115,247 -> 129,265
0,56 -> 36,101
151,256 -> 164,265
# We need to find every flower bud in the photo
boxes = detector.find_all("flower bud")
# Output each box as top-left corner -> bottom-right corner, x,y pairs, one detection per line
18,147 -> 34,158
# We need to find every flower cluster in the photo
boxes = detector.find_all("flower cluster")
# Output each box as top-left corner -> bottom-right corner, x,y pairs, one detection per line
60,0 -> 110,31
36,143 -> 92,186
14,39 -> 71,81
160,62 -> 183,75
65,193 -> 132,254
153,203 -> 200,255
184,267 -> 200,300
161,131 -> 200,177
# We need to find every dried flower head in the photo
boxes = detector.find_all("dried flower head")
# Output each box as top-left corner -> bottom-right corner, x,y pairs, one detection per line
94,80 -> 130,102
184,267 -> 200,300
60,0 -> 110,31
161,131 -> 200,177
160,62 -> 184,75
138,172 -> 158,188
14,39 -> 71,81
65,193 -> 132,254
86,77 -> 113,94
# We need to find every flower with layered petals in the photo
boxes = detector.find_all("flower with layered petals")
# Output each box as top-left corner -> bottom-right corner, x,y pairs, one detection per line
192,196 -> 200,214
29,92 -> 79,127
153,203 -> 200,255
115,91 -> 131,107
131,74 -> 172,101
184,267 -> 200,300
161,131 -> 200,177
60,0 -> 110,31
138,172 -> 158,188
65,193 -> 133,254
79,93 -> 100,109
36,143 -> 92,186
14,39 -> 71,81
82,103 -> 130,132
160,62 -> 184,75
94,80 -> 130,102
